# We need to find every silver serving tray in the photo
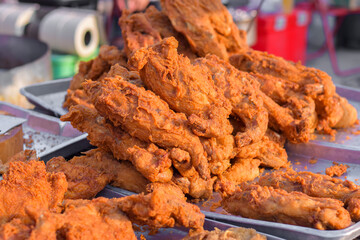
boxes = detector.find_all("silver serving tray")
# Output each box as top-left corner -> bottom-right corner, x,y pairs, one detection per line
0,101 -> 90,161
97,186 -> 284,240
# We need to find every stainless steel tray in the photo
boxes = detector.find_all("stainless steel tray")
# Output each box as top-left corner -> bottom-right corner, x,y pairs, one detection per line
106,150 -> 360,240
97,186 -> 284,240
20,78 -> 71,117
0,101 -> 90,161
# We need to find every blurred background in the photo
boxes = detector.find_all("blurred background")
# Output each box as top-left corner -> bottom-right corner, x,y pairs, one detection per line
0,0 -> 360,107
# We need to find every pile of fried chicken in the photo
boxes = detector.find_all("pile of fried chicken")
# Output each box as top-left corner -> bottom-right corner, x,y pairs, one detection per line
59,0 -> 359,232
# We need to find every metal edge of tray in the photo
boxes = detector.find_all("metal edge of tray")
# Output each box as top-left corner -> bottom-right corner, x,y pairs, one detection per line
20,78 -> 71,117
0,101 -> 89,161
97,187 -> 285,240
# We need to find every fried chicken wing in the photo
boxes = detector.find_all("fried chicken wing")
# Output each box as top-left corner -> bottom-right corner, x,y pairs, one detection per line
129,37 -> 233,138
119,6 -> 196,59
46,156 -> 110,199
161,0 -> 247,60
0,161 -> 67,224
257,169 -> 360,222
222,185 -> 352,230
69,149 -> 149,193
83,76 -> 210,179
61,104 -> 173,183
196,55 -> 268,147
116,183 -> 205,231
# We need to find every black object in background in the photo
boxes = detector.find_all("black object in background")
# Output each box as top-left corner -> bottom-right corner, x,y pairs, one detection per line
336,14 -> 360,49
19,0 -> 98,9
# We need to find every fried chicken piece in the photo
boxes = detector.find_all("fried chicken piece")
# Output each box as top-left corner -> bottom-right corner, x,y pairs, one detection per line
161,0 -> 248,60
0,161 -> 67,224
28,197 -> 137,240
170,148 -> 216,199
222,185 -> 352,230
258,169 -> 360,222
129,37 -> 233,138
69,149 -> 149,193
61,104 -> 173,183
116,183 -> 205,231
63,89 -> 93,110
68,46 -> 128,92
0,149 -> 37,174
83,76 -> 210,179
0,218 -> 32,240
219,158 -> 261,186
119,6 -> 196,59
183,227 -> 266,240
333,94 -> 358,129
196,55 -> 268,147
201,135 -> 236,175
229,50 -> 357,134
325,162 -> 348,177
46,156 -> 110,199
236,135 -> 288,169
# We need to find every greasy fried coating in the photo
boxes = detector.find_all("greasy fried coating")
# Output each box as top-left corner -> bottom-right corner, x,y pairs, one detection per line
222,185 -> 352,230
201,135 -> 236,175
229,50 -> 357,134
236,135 -> 288,169
61,104 -> 173,183
0,149 -> 37,174
257,169 -> 360,222
183,227 -> 266,240
0,161 -> 67,224
46,156 -> 110,199
219,158 -> 261,186
28,198 -> 137,240
68,45 -> 128,92
70,149 -> 149,193
119,6 -> 196,59
129,37 -> 233,138
83,76 -> 210,179
0,218 -> 32,240
170,148 -> 216,199
116,183 -> 205,231
325,163 -> 348,177
196,55 -> 268,147
161,0 -> 247,60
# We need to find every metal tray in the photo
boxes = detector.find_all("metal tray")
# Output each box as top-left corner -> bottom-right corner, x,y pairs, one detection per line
0,101 -> 90,161
106,150 -> 360,240
97,186 -> 284,240
20,78 -> 71,117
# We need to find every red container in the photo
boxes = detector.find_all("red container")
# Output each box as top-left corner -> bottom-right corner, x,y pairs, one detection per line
252,8 -> 310,63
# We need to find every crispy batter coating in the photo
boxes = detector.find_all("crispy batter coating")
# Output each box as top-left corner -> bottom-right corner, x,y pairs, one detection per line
222,185 -> 352,230
69,149 -> 149,193
161,0 -> 248,60
129,37 -> 233,138
219,158 -> 261,186
183,227 -> 266,240
196,55 -> 268,147
119,6 -> 196,59
0,161 -> 67,224
0,218 -> 32,240
325,163 -> 348,177
0,150 -> 37,174
61,104 -> 173,183
83,76 -> 210,180
46,156 -> 110,199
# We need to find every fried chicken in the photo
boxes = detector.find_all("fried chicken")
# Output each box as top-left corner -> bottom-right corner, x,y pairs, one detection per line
0,161 -> 67,224
0,149 -> 37,174
46,156 -> 110,199
61,104 -> 173,183
196,54 -> 268,147
219,158 -> 261,186
129,37 -> 233,139
119,6 -> 196,59
183,227 -> 266,240
70,149 -> 149,193
116,183 -> 205,231
229,50 -> 357,135
257,169 -> 360,222
83,76 -> 210,179
222,185 -> 352,230
161,0 -> 248,60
